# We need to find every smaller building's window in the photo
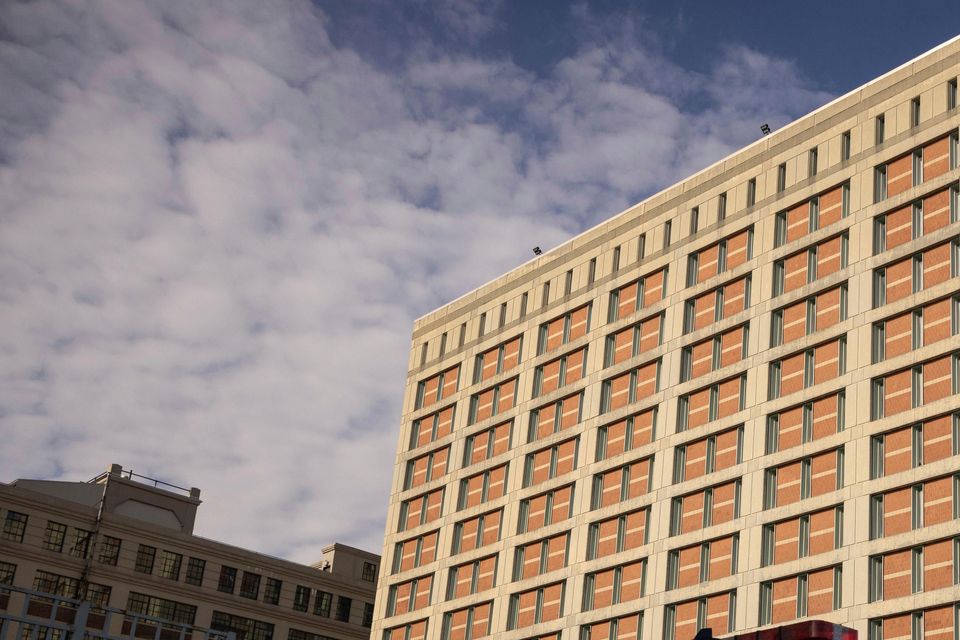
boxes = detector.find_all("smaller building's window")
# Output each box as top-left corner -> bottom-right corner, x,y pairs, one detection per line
335,596 -> 352,623
69,528 -> 92,559
1,511 -> 28,543
0,560 -> 16,586
361,562 -> 377,582
263,578 -> 282,605
362,603 -> 374,628
218,565 -> 237,594
314,590 -> 332,617
134,544 -> 156,574
239,572 -> 261,599
293,585 -> 311,612
98,536 -> 122,566
42,522 -> 67,552
185,557 -> 205,586
157,550 -> 182,580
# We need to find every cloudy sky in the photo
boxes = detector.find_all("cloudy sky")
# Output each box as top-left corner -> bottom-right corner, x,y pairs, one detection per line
1,0 -> 957,561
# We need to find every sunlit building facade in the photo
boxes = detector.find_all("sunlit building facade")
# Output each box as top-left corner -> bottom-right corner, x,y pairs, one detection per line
373,38 -> 960,640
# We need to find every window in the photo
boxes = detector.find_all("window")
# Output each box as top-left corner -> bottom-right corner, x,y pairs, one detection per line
218,566 -> 237,594
747,178 -> 757,207
949,78 -> 958,110
0,561 -> 15,586
478,312 -> 486,337
314,591 -> 332,617
875,165 -> 887,202
841,130 -> 851,161
520,293 -> 528,318
362,561 -> 377,582
335,596 -> 352,622
637,234 -> 646,260
912,150 -> 923,186
185,557 -> 205,586
612,245 -> 621,272
263,578 -> 282,605
98,536 -> 121,566
66,528 -> 91,559
870,494 -> 884,539
542,282 -> 550,307
876,114 -> 885,144
127,591 -> 195,625
293,585 -> 311,612
239,572 -> 261,599
362,603 -> 374,628
690,207 -> 700,234
910,96 -> 920,127
718,192 -> 727,221
459,322 -> 467,347
157,551 -> 182,580
499,302 -> 508,327
439,332 -> 446,356
777,163 -> 787,192
588,258 -> 596,285
809,148 -> 818,177
42,522 -> 67,552
135,544 -> 156,574
563,271 -> 573,296
663,220 -> 672,249
420,343 -> 427,366
210,611 -> 274,640
1,511 -> 27,542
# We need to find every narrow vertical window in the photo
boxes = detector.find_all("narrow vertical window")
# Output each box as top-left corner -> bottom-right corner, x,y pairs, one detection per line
912,149 -> 923,187
872,322 -> 885,363
637,234 -> 646,261
690,207 -> 699,234
868,556 -> 883,602
761,524 -> 774,566
910,96 -> 920,128
875,114 -> 885,145
770,309 -> 783,347
873,269 -> 886,308
871,379 -> 885,420
777,163 -> 787,192
841,130 -> 851,161
765,415 -> 779,454
439,332 -> 447,356
478,313 -> 486,338
612,245 -> 621,272
564,270 -> 573,296
808,147 -> 818,177
949,77 -> 958,110
747,178 -> 757,207
663,220 -> 672,249
520,294 -> 528,319
588,258 -> 596,285
499,302 -> 507,327
773,260 -> 785,296
870,494 -> 884,539
874,215 -> 886,254
774,211 -> 787,247
718,192 -> 727,221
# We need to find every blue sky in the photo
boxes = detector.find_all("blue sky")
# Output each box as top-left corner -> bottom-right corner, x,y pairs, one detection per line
0,0 -> 957,561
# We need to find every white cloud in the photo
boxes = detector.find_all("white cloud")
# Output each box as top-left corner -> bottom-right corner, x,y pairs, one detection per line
0,0 -> 832,561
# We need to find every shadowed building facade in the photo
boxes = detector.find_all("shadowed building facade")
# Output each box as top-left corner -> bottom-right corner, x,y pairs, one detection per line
0,464 -> 379,640
372,37 -> 960,640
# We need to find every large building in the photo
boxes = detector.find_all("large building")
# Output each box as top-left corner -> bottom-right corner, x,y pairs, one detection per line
0,464 -> 379,640
372,38 -> 960,640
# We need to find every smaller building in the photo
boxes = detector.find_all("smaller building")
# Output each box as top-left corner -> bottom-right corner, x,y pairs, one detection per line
0,464 -> 379,640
